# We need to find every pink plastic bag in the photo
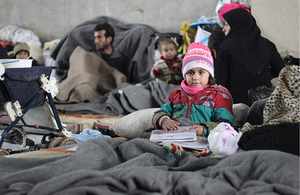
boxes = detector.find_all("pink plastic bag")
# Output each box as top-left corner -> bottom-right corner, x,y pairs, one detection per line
208,122 -> 242,157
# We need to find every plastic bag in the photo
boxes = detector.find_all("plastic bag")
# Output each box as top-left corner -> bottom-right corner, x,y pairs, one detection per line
208,122 -> 242,157
247,85 -> 275,106
0,25 -> 41,47
191,16 -> 219,46
194,26 -> 211,46
215,0 -> 231,26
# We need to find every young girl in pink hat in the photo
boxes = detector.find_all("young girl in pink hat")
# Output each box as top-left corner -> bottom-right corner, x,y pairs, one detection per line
152,42 -> 235,138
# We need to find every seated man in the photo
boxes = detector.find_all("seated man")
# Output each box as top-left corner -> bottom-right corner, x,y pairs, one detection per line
93,23 -> 129,78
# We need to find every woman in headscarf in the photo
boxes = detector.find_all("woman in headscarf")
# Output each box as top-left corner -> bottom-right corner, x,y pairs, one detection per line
214,8 -> 284,106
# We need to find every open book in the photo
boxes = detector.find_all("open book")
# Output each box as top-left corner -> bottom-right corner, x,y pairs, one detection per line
150,126 -> 209,150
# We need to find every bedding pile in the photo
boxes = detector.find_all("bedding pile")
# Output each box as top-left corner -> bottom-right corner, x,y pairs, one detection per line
51,16 -> 159,84
0,138 -> 298,194
64,81 -> 178,115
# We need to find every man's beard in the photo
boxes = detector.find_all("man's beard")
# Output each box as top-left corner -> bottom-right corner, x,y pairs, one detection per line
96,41 -> 109,52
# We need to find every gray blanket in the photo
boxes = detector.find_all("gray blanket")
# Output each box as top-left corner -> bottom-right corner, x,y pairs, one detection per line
64,81 -> 178,115
51,16 -> 159,84
0,138 -> 298,194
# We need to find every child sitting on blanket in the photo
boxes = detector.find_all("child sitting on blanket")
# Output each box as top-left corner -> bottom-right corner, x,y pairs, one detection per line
150,38 -> 183,85
152,42 -> 235,139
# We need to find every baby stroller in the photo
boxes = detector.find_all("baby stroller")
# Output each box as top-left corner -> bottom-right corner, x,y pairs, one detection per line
0,60 -> 77,155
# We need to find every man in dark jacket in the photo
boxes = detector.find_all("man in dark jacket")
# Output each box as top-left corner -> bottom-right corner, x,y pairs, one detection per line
93,23 -> 129,79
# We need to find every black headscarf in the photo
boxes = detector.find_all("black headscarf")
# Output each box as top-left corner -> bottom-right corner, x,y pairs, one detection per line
219,8 -> 269,76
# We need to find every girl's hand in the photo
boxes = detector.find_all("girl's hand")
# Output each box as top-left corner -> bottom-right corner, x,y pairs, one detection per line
191,125 -> 204,136
161,118 -> 180,130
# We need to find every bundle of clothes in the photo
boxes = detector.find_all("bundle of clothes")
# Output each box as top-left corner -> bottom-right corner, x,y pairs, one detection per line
238,58 -> 300,156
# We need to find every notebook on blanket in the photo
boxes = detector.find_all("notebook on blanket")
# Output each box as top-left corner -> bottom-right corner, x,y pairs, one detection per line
150,126 -> 209,150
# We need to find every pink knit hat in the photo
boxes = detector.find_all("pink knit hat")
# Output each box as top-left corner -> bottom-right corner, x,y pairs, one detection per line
182,42 -> 214,78
219,3 -> 250,21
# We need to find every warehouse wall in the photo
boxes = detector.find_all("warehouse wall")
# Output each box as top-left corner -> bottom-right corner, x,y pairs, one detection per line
252,0 -> 299,57
0,0 -> 298,57
0,0 -> 218,44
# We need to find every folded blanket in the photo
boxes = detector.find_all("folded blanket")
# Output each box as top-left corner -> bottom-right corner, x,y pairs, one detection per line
55,46 -> 126,104
263,64 -> 300,125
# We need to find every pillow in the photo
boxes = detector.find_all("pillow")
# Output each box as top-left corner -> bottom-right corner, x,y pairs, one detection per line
109,108 -> 160,139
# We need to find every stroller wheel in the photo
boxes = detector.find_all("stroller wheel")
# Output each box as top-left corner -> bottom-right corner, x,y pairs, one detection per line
48,137 -> 65,148
0,149 -> 10,156
60,138 -> 77,146
41,133 -> 58,145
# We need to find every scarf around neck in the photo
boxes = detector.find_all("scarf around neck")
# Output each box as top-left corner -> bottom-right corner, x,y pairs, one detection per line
180,79 -> 207,95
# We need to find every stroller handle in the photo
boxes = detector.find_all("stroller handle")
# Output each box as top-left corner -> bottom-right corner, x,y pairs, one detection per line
0,63 -> 5,78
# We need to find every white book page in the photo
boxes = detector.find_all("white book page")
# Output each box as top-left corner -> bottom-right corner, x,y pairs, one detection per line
150,126 -> 197,142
